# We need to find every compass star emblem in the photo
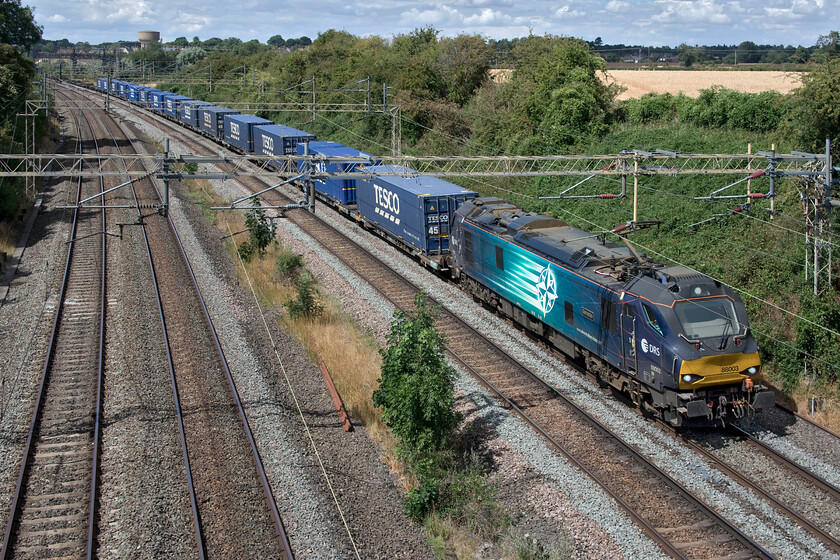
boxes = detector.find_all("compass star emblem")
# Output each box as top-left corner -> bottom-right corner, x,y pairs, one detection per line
536,266 -> 558,314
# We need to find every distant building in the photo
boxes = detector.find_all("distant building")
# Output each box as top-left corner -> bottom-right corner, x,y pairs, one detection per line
138,30 -> 160,48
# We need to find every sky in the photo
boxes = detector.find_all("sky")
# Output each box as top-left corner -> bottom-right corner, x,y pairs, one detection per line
29,0 -> 840,48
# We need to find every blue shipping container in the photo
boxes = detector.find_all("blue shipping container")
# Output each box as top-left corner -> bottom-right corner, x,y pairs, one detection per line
296,141 -> 377,205
163,95 -> 192,119
149,90 -> 171,111
139,88 -> 161,108
96,78 -> 107,91
356,166 -> 478,255
253,124 -> 316,172
223,114 -> 272,153
199,106 -> 239,138
180,100 -> 208,129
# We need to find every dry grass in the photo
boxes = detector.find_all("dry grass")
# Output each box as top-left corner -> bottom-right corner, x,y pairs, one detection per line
184,177 -> 405,473
0,221 -> 16,257
790,384 -> 840,434
605,69 -> 803,100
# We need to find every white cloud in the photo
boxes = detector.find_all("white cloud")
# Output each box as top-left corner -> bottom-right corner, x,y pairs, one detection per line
463,8 -> 512,25
170,13 -> 210,35
553,5 -> 585,18
399,5 -> 461,25
651,0 -> 731,24
605,0 -> 630,11
48,14 -> 69,23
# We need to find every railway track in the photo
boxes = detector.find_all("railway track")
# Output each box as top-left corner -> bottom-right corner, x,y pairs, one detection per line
686,423 -> 840,549
1,90 -> 106,559
57,81 -> 296,559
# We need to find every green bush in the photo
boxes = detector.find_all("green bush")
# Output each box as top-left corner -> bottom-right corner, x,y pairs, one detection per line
373,292 -> 459,456
276,246 -> 303,277
625,93 -> 678,124
285,271 -> 322,319
622,88 -> 785,132
244,198 -> 273,257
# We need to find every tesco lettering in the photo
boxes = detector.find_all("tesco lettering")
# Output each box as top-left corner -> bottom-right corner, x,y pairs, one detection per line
374,185 -> 400,215
262,135 -> 274,153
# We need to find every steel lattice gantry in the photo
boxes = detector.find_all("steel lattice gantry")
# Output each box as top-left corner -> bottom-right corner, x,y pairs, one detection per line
0,150 -> 832,180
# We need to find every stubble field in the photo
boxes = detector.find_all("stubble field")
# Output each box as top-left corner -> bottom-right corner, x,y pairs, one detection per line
605,69 -> 802,100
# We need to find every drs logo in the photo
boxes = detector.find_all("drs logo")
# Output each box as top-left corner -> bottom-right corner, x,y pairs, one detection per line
230,122 -> 240,138
373,185 -> 400,215
262,135 -> 274,153
204,113 -> 210,125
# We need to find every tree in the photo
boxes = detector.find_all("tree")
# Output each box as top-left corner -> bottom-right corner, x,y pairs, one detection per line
434,34 -> 492,106
373,292 -> 459,457
244,196 -> 273,255
267,34 -> 285,48
0,42 -> 35,118
0,0 -> 42,51
678,43 -> 705,67
783,58 -> 840,157
127,41 -> 174,66
170,36 -> 188,48
737,41 -> 760,64
815,30 -> 840,60
790,46 -> 810,63
175,46 -> 205,67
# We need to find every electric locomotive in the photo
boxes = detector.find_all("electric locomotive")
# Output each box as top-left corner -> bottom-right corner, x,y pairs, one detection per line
450,197 -> 774,426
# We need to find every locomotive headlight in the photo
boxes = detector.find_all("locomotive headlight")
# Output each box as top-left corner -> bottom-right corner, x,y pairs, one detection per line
682,374 -> 702,384
748,366 -> 758,375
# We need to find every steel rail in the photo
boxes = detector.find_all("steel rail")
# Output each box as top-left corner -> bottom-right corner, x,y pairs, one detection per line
679,431 -> 840,555
157,189 -> 295,560
728,424 -> 840,502
93,86 -> 297,558
1,87 -> 107,560
775,402 -> 840,441
93,93 -> 208,559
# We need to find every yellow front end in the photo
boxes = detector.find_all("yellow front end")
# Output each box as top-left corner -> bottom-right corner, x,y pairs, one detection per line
678,352 -> 760,390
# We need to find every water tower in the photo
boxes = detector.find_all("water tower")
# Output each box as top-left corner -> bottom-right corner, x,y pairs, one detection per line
138,30 -> 160,48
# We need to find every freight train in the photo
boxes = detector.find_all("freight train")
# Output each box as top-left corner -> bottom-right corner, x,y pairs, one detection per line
90,78 -> 775,427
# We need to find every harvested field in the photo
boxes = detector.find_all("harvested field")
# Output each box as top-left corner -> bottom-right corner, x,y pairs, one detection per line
605,69 -> 803,100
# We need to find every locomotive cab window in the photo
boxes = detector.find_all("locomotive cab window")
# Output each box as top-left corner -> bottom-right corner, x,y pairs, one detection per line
642,304 -> 663,336
495,245 -> 504,270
